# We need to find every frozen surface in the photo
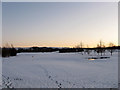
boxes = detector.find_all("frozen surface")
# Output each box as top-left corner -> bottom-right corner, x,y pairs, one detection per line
2,52 -> 118,88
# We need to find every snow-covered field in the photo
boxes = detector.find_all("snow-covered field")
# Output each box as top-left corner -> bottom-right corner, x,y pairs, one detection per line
2,51 -> 118,88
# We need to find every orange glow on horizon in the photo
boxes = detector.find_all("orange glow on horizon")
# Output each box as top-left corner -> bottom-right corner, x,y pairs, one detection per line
7,43 -> 118,48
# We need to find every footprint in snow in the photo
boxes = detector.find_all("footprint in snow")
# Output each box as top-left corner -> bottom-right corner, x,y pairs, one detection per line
56,81 -> 58,84
48,76 -> 51,79
14,78 -> 23,81
73,84 -> 75,85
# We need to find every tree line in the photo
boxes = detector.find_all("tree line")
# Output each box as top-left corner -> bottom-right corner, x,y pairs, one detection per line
1,41 -> 120,57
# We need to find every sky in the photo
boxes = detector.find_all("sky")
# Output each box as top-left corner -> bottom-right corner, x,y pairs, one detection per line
2,2 -> 118,48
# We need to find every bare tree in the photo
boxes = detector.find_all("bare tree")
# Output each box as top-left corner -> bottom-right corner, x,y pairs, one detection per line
102,45 -> 106,55
2,43 -> 17,57
75,41 -> 84,55
4,43 -> 10,48
85,45 -> 91,55
75,41 -> 84,48
96,40 -> 105,56
108,42 -> 115,56
95,44 -> 100,55
80,41 -> 84,48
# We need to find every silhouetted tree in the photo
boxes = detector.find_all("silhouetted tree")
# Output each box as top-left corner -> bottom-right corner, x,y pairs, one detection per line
2,47 -> 10,57
84,45 -> 91,55
108,43 -> 115,56
75,42 -> 84,55
102,45 -> 106,55
96,40 -> 105,56
10,44 -> 17,56
2,44 -> 17,57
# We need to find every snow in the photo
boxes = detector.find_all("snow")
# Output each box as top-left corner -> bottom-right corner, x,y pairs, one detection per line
2,51 -> 118,88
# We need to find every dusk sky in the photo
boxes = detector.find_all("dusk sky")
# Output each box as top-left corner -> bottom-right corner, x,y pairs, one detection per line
2,2 -> 118,48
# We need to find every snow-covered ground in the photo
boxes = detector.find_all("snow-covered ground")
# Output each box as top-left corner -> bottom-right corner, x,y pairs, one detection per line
2,51 -> 118,88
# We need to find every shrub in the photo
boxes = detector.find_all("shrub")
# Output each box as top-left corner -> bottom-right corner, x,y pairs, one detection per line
2,44 -> 17,57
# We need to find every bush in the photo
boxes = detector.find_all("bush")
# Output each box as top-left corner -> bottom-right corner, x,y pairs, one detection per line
2,48 -> 10,57
10,48 -> 17,56
2,47 -> 17,57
